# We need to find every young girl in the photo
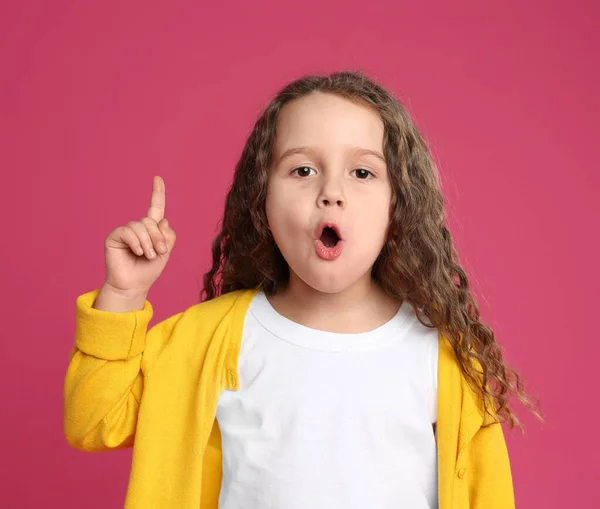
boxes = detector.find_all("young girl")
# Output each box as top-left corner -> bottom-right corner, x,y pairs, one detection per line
64,71 -> 539,509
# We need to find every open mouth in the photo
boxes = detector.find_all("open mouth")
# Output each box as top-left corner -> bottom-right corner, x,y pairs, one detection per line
320,227 -> 340,247
315,222 -> 344,260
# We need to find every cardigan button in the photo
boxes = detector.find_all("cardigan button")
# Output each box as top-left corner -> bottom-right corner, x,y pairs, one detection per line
457,468 -> 467,478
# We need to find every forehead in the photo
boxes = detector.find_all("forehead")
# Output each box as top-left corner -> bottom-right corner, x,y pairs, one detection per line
273,92 -> 384,156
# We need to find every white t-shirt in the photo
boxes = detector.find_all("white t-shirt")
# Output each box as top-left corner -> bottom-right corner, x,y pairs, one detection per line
216,290 -> 440,509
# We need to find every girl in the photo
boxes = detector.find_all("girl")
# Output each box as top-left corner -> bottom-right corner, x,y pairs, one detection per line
64,71 -> 539,509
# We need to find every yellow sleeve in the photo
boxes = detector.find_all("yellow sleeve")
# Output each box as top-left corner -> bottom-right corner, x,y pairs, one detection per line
63,289 -> 182,453
466,421 -> 515,509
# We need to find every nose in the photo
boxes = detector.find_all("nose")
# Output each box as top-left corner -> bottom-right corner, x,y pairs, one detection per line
317,177 -> 345,208
320,196 -> 344,207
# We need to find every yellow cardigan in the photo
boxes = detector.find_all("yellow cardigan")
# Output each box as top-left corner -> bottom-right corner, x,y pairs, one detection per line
64,287 -> 514,509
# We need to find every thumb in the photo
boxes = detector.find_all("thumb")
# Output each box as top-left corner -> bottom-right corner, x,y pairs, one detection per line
159,218 -> 175,244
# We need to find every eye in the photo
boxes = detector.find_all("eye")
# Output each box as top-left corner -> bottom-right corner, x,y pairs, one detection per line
351,168 -> 374,179
291,166 -> 316,177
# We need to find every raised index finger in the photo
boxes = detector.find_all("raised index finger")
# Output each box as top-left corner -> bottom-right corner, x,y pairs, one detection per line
147,176 -> 165,222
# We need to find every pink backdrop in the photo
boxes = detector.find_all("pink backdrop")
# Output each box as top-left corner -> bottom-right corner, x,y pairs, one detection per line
2,1 -> 598,507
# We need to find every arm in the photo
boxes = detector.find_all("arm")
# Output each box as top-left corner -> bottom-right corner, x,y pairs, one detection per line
63,288 -> 182,452
466,421 -> 515,509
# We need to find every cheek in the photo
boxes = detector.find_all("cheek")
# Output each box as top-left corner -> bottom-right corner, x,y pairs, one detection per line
265,182 -> 282,226
358,194 -> 392,231
265,185 -> 304,236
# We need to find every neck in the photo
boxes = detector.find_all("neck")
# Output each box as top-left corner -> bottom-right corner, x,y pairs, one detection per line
266,270 -> 402,334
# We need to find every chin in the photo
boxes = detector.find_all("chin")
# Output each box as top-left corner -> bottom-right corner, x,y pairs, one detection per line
283,248 -> 383,295
305,281 -> 349,294
295,269 -> 367,295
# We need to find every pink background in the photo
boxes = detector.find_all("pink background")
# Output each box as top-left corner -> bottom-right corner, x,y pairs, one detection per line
2,1 -> 598,507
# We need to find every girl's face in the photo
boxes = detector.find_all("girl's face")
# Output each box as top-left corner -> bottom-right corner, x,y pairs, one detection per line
266,92 -> 392,294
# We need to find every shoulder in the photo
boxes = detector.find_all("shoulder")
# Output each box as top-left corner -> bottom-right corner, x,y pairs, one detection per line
439,332 -> 500,426
183,288 -> 259,327
192,288 -> 256,310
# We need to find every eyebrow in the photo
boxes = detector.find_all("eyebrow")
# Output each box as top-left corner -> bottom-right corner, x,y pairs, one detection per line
276,146 -> 386,165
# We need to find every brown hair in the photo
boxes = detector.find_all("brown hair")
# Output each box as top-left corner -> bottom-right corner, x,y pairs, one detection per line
201,70 -> 542,430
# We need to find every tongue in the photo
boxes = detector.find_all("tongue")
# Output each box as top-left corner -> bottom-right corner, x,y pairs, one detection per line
321,228 -> 339,247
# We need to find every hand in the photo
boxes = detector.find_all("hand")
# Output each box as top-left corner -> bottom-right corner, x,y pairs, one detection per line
103,176 -> 176,297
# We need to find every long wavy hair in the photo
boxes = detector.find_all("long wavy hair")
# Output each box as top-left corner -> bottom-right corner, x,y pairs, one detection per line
201,70 -> 541,430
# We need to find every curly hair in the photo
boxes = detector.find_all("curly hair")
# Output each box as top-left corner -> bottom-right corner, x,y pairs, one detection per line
200,70 -> 541,430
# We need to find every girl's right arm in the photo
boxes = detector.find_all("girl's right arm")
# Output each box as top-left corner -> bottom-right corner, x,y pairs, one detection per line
64,176 -> 177,452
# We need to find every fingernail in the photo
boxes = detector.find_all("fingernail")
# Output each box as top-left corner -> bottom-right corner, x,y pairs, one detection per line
159,243 -> 167,253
